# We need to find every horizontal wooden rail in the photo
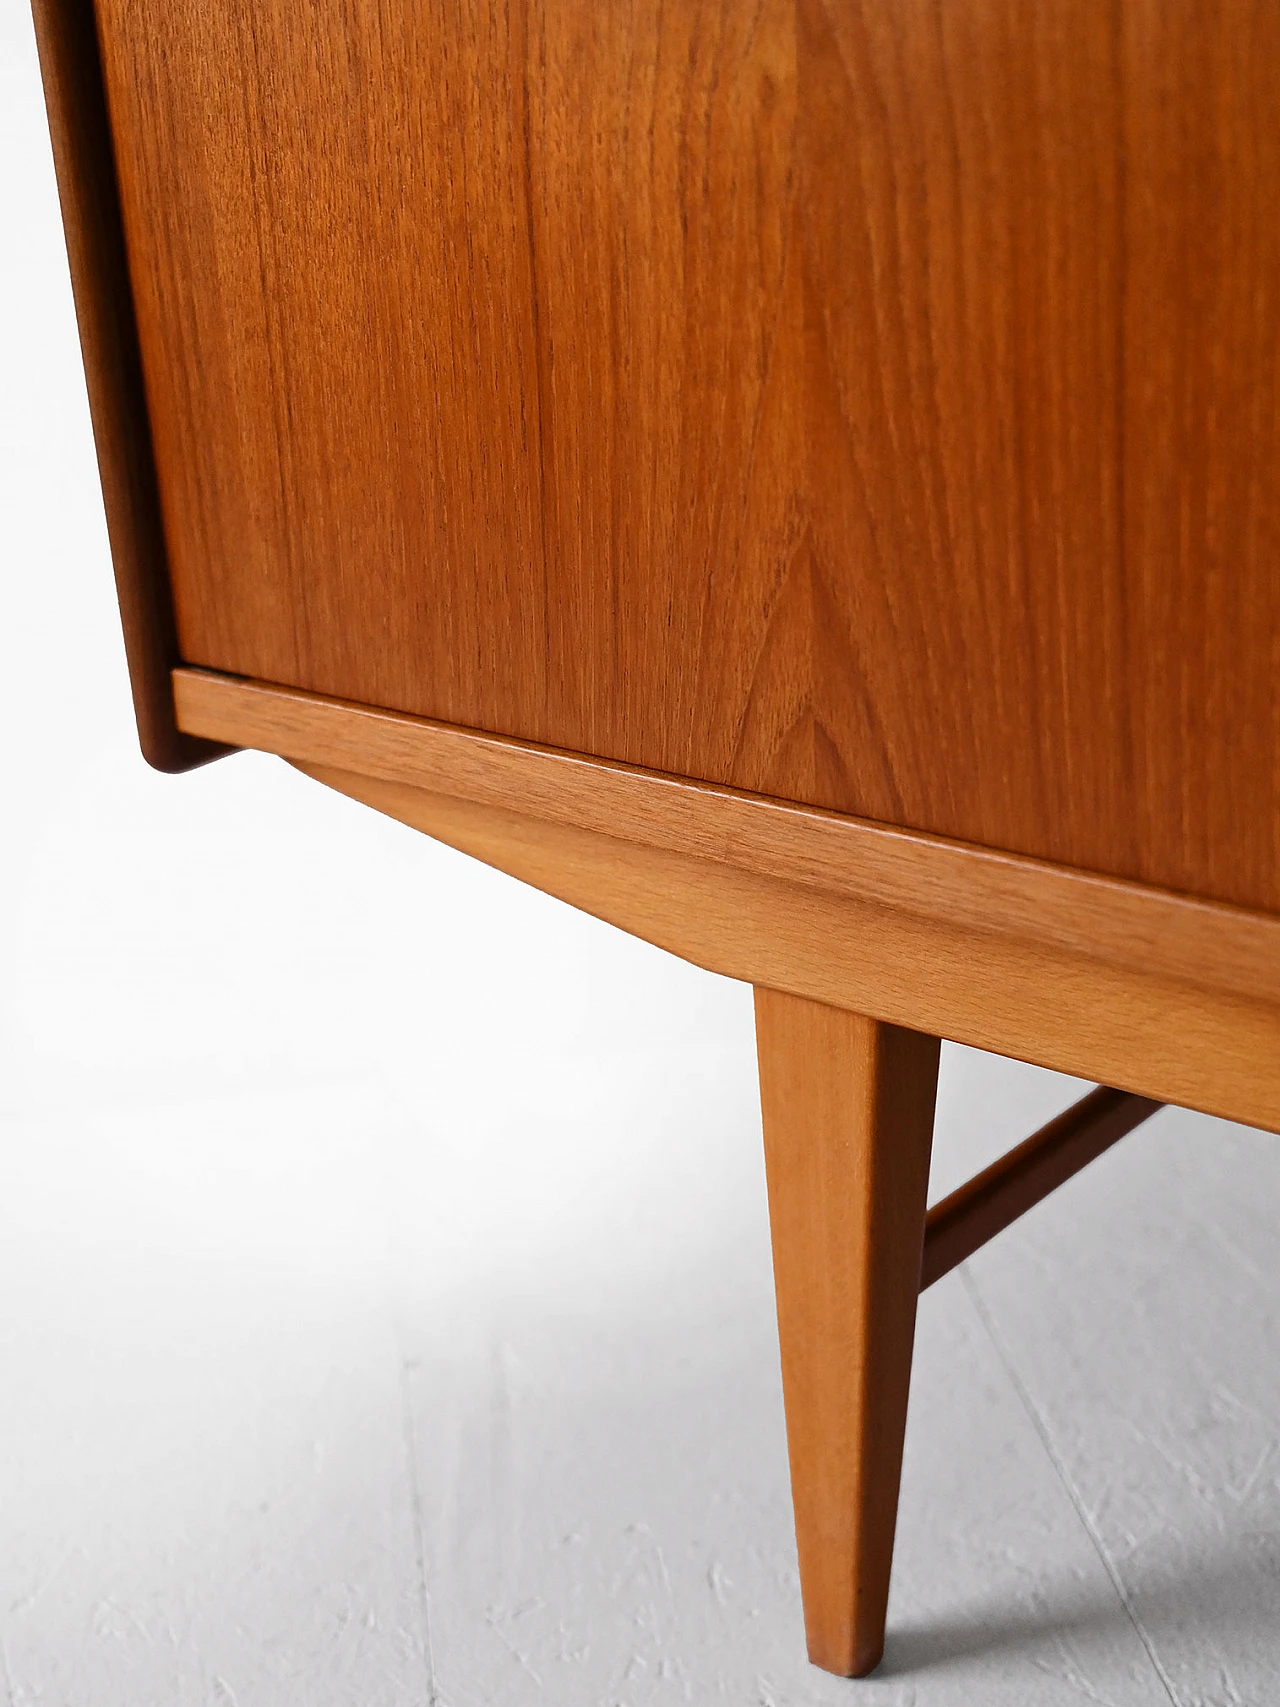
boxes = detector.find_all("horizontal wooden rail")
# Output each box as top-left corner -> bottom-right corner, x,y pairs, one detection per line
921,1087 -> 1163,1290
171,669 -> 1280,1135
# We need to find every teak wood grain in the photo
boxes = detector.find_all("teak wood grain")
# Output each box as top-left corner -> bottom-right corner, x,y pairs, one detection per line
171,668 -> 1280,1136
171,670 -> 1280,1012
299,762 -> 1280,1136
94,0 -> 1280,911
755,992 -> 939,1675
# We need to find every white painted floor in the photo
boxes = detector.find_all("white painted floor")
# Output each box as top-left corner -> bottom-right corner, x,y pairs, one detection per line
3,832 -> 1280,1707
4,10 -> 1280,1703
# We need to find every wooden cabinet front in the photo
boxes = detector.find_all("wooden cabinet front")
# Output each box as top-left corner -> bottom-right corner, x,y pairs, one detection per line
87,0 -> 1280,913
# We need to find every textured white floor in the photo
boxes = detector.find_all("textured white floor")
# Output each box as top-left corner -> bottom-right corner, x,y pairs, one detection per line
3,814 -> 1280,1707
5,11 -> 1280,1703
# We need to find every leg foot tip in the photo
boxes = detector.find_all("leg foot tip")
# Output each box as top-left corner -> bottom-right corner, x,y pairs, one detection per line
806,1635 -> 885,1678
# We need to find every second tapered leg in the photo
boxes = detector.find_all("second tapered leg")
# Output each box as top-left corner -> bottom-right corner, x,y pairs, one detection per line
754,988 -> 940,1677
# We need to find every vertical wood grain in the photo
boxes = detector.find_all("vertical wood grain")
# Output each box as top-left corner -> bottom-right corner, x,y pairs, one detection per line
754,988 -> 940,1676
1120,0 -> 1280,912
85,0 -> 1280,910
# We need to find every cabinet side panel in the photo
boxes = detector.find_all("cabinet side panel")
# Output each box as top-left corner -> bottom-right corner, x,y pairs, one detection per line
29,0 -> 225,771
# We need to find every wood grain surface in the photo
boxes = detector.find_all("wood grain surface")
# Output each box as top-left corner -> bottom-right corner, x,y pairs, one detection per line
95,0 -> 1280,907
170,668 -> 1280,1133
295,758 -> 1280,1134
172,670 -> 1280,1014
755,992 -> 939,1674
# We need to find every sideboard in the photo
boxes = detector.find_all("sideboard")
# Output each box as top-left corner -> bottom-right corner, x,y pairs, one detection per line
32,0 -> 1280,1676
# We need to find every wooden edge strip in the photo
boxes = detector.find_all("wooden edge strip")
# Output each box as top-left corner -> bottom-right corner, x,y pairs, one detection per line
173,667 -> 1280,1009
30,0 -> 226,772
920,1089 -> 1164,1290
297,762 -> 1280,1131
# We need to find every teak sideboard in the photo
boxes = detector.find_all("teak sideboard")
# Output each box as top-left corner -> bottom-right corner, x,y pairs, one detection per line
33,0 -> 1280,1677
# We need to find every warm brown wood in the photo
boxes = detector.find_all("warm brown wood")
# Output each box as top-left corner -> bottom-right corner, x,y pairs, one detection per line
920,1087 -> 1163,1291
1122,0 -> 1280,915
173,670 -> 1280,1017
754,991 -> 939,1676
91,0 -> 1280,909
272,750 -> 1280,1134
170,668 -> 1280,1130
28,0 -> 225,773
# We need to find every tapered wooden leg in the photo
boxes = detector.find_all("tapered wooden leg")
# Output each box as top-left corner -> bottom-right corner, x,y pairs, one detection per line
754,989 -> 940,1677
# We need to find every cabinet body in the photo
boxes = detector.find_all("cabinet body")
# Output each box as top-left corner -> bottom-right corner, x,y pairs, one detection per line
73,0 -> 1280,914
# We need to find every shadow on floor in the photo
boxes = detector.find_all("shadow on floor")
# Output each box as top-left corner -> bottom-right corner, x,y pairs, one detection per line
881,1530 -> 1277,1680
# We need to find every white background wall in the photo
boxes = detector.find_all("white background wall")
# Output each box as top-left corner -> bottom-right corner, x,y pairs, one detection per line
4,7 -> 1280,1704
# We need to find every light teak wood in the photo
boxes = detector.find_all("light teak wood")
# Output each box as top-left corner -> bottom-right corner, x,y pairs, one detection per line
173,669 -> 1280,1136
755,991 -> 940,1676
920,1088 -> 1163,1290
91,0 -> 1280,910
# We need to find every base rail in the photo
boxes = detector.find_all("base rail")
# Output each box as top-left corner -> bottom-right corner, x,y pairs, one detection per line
921,1087 -> 1163,1290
